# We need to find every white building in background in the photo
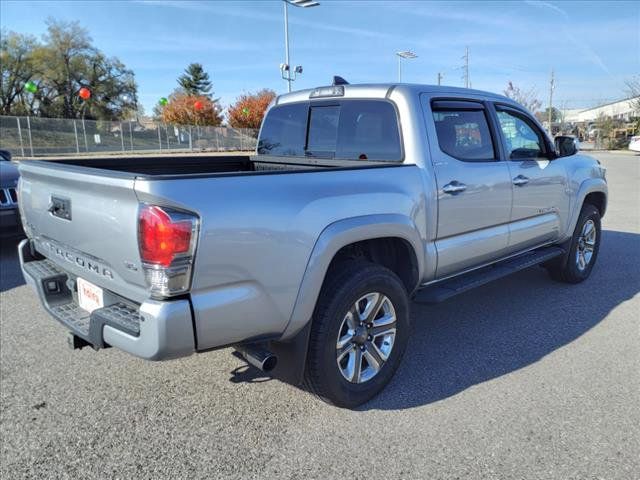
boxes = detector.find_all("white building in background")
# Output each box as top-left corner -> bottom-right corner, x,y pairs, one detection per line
564,97 -> 640,123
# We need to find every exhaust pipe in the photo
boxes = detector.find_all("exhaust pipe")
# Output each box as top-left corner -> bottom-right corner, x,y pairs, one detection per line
235,344 -> 278,372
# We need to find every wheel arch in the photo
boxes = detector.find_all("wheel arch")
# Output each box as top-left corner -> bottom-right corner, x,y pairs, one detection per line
325,237 -> 420,295
280,214 -> 424,341
563,178 -> 607,241
584,191 -> 607,217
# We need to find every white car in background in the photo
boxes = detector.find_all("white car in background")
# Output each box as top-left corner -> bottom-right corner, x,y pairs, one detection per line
629,135 -> 640,152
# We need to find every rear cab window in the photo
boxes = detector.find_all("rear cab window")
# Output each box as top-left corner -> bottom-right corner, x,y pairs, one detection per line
257,103 -> 308,157
307,106 -> 340,155
258,100 -> 402,162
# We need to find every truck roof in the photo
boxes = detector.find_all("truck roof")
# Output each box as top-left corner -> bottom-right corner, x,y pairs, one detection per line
275,82 -> 515,106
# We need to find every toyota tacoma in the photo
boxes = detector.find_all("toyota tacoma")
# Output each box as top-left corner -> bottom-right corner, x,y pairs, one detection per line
18,82 -> 607,407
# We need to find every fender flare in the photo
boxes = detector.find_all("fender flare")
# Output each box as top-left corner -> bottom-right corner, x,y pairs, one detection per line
563,178 -> 608,241
280,213 -> 424,341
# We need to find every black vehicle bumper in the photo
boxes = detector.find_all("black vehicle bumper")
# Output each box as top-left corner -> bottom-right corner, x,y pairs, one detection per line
0,208 -> 24,238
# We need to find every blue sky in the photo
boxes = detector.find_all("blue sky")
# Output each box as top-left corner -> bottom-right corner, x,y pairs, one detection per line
1,0 -> 638,115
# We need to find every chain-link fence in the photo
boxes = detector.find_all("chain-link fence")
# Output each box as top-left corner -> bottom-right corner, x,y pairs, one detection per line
0,116 -> 259,158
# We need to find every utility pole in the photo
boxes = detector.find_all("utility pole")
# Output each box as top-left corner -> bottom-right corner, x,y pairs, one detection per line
437,72 -> 443,86
548,68 -> 555,135
462,46 -> 470,88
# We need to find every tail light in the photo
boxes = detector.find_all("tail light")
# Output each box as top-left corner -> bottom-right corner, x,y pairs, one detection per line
138,205 -> 199,298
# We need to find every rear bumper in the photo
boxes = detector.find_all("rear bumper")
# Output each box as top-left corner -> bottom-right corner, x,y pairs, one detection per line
19,239 -> 195,360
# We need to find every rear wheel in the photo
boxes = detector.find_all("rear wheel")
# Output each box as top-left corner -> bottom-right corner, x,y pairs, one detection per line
304,261 -> 410,408
546,203 -> 601,283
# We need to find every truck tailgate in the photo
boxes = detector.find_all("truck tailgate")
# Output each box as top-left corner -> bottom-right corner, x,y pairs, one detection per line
18,161 -> 148,302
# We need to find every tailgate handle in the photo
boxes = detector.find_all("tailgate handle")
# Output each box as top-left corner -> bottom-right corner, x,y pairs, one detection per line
48,196 -> 72,220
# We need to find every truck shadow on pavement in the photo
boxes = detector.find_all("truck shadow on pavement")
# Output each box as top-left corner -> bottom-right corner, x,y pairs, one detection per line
0,237 -> 26,293
360,229 -> 640,411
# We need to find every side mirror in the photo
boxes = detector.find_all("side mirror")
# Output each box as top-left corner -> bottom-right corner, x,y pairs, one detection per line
555,136 -> 579,157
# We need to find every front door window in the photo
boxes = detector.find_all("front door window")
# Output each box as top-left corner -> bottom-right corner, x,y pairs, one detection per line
496,110 -> 546,160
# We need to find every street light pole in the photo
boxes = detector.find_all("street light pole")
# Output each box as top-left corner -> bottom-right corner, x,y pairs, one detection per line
283,1 -> 291,92
281,0 -> 319,93
396,51 -> 417,83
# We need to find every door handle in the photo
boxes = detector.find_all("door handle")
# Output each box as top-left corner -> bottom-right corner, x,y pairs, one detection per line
442,181 -> 467,195
513,175 -> 530,186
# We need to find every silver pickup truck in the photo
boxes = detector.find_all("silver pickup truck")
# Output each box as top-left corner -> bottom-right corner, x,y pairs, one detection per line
18,82 -> 607,407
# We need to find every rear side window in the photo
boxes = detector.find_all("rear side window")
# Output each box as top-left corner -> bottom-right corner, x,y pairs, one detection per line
258,100 -> 402,161
257,103 -> 307,156
432,108 -> 496,162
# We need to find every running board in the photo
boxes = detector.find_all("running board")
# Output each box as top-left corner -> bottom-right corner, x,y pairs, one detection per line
413,246 -> 565,304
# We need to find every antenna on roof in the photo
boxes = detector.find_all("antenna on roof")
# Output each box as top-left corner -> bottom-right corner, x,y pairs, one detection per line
332,76 -> 349,86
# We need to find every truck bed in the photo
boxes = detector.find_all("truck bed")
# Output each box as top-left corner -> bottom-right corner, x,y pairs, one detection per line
53,154 -> 254,176
43,154 -> 395,178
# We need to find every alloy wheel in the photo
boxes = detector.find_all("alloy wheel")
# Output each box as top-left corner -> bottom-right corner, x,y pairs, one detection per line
576,219 -> 596,271
336,292 -> 397,384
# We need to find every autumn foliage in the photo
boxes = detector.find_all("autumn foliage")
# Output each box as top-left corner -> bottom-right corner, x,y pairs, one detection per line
228,89 -> 276,129
161,92 -> 222,126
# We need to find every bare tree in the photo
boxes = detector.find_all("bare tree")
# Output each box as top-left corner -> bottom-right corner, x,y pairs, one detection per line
503,81 -> 542,113
625,77 -> 640,114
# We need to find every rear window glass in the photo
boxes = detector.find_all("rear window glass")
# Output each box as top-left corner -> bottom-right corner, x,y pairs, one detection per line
257,103 -> 307,156
258,100 -> 402,161
307,106 -> 340,153
432,110 -> 496,161
335,101 -> 401,161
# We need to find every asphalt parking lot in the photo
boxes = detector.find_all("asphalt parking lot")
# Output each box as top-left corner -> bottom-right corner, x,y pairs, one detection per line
1,151 -> 638,479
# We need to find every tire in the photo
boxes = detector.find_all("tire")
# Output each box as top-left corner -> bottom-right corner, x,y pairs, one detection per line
546,203 -> 601,283
304,261 -> 410,408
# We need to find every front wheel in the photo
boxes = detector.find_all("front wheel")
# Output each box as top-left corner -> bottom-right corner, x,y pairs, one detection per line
304,262 -> 410,408
546,203 -> 601,283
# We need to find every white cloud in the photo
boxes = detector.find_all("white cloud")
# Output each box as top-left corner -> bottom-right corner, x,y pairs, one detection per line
133,0 -> 397,40
387,3 -> 520,30
524,0 -> 612,76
